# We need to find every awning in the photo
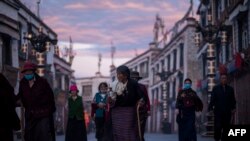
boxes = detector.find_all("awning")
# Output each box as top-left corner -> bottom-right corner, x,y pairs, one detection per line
229,4 -> 248,21
0,25 -> 19,39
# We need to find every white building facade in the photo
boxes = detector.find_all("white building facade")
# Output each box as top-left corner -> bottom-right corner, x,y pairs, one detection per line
150,17 -> 201,133
110,16 -> 201,134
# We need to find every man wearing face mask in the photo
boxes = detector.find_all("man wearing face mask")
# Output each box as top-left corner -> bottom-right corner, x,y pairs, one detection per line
16,61 -> 56,141
176,78 -> 203,141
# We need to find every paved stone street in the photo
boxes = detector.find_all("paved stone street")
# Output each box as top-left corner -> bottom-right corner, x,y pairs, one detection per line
56,132 -> 214,141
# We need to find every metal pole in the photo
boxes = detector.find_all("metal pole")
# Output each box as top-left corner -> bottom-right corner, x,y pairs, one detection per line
207,43 -> 216,104
37,0 -> 41,18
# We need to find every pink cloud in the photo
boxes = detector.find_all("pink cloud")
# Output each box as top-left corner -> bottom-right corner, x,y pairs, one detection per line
20,0 -> 197,77
74,47 -> 147,58
42,1 -> 193,58
64,3 -> 88,9
43,12 -> 189,50
64,1 -> 162,12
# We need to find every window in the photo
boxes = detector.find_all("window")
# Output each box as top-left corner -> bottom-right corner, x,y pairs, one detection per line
167,55 -> 171,71
173,79 -> 176,100
145,61 -> 149,77
82,85 -> 92,97
56,74 -> 62,89
140,62 -> 145,77
156,64 -> 159,73
215,0 -> 222,20
135,66 -> 138,71
161,59 -> 165,71
173,50 -> 177,71
1,34 -> 12,66
225,0 -> 228,8
180,43 -> 184,67
242,28 -> 248,50
238,13 -> 248,52
65,76 -> 69,91
179,73 -> 184,90
201,11 -> 206,27
152,68 -> 156,84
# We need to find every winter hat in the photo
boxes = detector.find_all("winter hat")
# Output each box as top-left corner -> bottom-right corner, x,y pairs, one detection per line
21,61 -> 37,73
130,71 -> 142,79
70,84 -> 78,91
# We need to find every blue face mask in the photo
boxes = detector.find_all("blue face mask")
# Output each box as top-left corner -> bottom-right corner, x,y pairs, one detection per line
24,74 -> 34,81
184,83 -> 192,89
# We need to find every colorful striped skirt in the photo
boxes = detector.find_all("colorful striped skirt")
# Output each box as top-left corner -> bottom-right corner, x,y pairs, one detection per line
111,107 -> 139,141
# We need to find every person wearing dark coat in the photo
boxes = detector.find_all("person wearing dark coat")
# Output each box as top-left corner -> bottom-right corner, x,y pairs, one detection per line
208,73 -> 236,141
110,65 -> 145,141
176,78 -> 203,141
0,73 -> 20,141
16,61 -> 56,141
130,71 -> 150,141
65,84 -> 87,141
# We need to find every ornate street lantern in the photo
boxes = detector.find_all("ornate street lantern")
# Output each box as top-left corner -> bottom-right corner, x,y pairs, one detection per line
22,26 -> 57,54
21,25 -> 58,77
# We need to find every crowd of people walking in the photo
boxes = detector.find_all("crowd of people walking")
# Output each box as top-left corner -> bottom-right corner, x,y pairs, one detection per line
0,61 -> 236,141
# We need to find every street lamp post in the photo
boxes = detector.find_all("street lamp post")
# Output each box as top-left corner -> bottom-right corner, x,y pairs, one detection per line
194,6 -> 227,136
195,7 -> 227,103
156,70 -> 173,134
21,26 -> 57,76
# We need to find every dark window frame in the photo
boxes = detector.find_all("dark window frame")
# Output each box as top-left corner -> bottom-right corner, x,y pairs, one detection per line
1,34 -> 12,66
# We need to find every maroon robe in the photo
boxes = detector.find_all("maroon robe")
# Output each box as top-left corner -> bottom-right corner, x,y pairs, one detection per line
17,73 -> 56,141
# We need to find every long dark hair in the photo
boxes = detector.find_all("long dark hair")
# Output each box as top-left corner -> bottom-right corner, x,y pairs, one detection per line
98,82 -> 108,92
116,65 -> 130,78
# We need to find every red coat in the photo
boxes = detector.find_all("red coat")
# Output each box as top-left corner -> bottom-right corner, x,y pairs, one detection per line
17,74 -> 56,119
91,103 -> 98,118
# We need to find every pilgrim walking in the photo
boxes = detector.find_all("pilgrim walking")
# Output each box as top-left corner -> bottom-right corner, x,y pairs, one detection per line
176,78 -> 203,141
110,65 -> 145,141
65,84 -> 87,141
16,61 -> 56,141
91,82 -> 109,141
208,73 -> 236,141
